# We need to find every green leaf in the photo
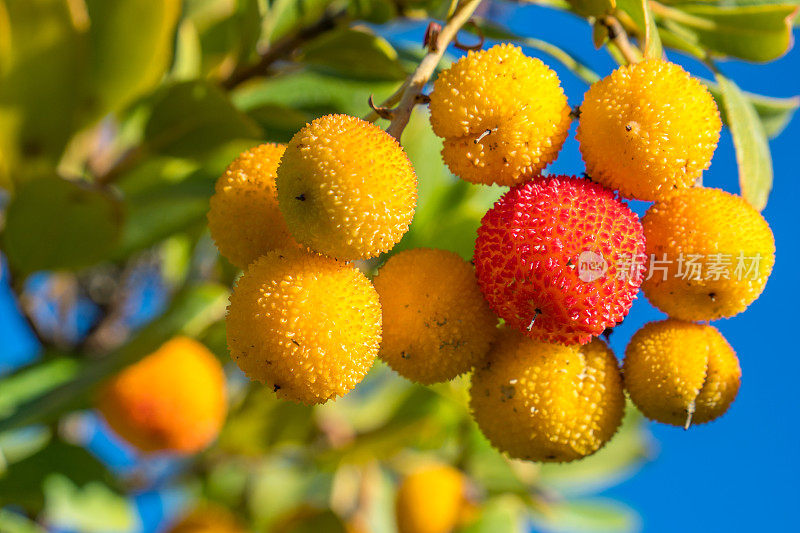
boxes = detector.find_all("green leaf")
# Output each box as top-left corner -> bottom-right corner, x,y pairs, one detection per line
144,81 -> 262,158
616,0 -> 663,59
529,499 -> 639,533
300,27 -> 407,80
232,70 -> 400,121
0,509 -> 45,533
715,73 -> 773,211
83,0 -> 181,118
458,495 -> 526,533
43,474 -> 138,533
0,283 -> 229,433
2,176 -> 122,275
538,407 -> 650,496
263,0 -> 337,44
653,3 -> 797,62
0,359 -> 80,418
702,78 -> 800,138
0,427 -> 51,473
396,110 -> 504,261
0,440 -> 117,513
0,0 -> 86,177
566,0 -> 616,18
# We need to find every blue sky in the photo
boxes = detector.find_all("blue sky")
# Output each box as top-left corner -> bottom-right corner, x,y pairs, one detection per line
1,4 -> 798,532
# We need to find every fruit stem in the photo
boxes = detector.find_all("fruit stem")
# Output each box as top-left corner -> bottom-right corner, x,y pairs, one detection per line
602,15 -> 642,65
383,0 -> 486,140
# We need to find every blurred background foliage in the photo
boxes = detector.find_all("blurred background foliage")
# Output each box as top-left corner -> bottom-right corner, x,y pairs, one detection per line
0,0 -> 797,531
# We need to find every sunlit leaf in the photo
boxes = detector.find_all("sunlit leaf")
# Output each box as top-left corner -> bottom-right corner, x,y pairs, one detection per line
716,73 -> 773,210
84,0 -> 182,118
703,78 -> 800,138
529,498 -> 639,533
616,0 -> 663,59
566,0 -> 615,18
458,495 -> 526,533
0,0 -> 85,177
653,3 -> 797,62
43,474 -> 138,533
0,509 -> 45,533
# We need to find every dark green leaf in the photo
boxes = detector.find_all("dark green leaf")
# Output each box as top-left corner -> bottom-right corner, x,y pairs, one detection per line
2,176 -> 122,274
715,73 -> 773,210
0,440 -> 117,513
83,0 -> 181,118
301,27 -> 407,80
144,81 -> 262,158
233,70 -> 400,120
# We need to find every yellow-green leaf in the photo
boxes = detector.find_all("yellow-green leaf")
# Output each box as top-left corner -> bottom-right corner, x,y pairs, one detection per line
655,3 -> 797,62
84,0 -> 182,117
716,73 -> 773,211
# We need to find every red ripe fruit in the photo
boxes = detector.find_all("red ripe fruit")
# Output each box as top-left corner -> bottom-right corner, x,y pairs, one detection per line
474,176 -> 645,345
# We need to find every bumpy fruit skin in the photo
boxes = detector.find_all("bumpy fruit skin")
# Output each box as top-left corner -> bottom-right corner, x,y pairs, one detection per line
168,506 -> 245,533
97,337 -> 227,453
395,465 -> 466,533
623,320 -> 741,427
276,114 -> 417,260
474,176 -> 645,345
208,143 -> 297,269
470,330 -> 625,462
226,248 -> 381,404
576,59 -> 721,201
373,248 -> 497,384
642,187 -> 775,321
429,43 -> 571,186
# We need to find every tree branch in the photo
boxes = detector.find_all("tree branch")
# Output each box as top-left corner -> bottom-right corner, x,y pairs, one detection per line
220,8 -> 348,91
383,0 -> 485,140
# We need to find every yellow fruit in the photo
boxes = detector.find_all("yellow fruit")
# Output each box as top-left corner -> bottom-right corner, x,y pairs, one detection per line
470,330 -> 624,462
576,59 -> 721,201
276,114 -> 417,260
96,337 -> 227,453
208,143 -> 297,269
226,248 -> 381,404
373,248 -> 497,384
167,506 -> 245,533
623,320 -> 741,427
642,187 -> 775,321
429,43 -> 571,186
395,465 -> 466,533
